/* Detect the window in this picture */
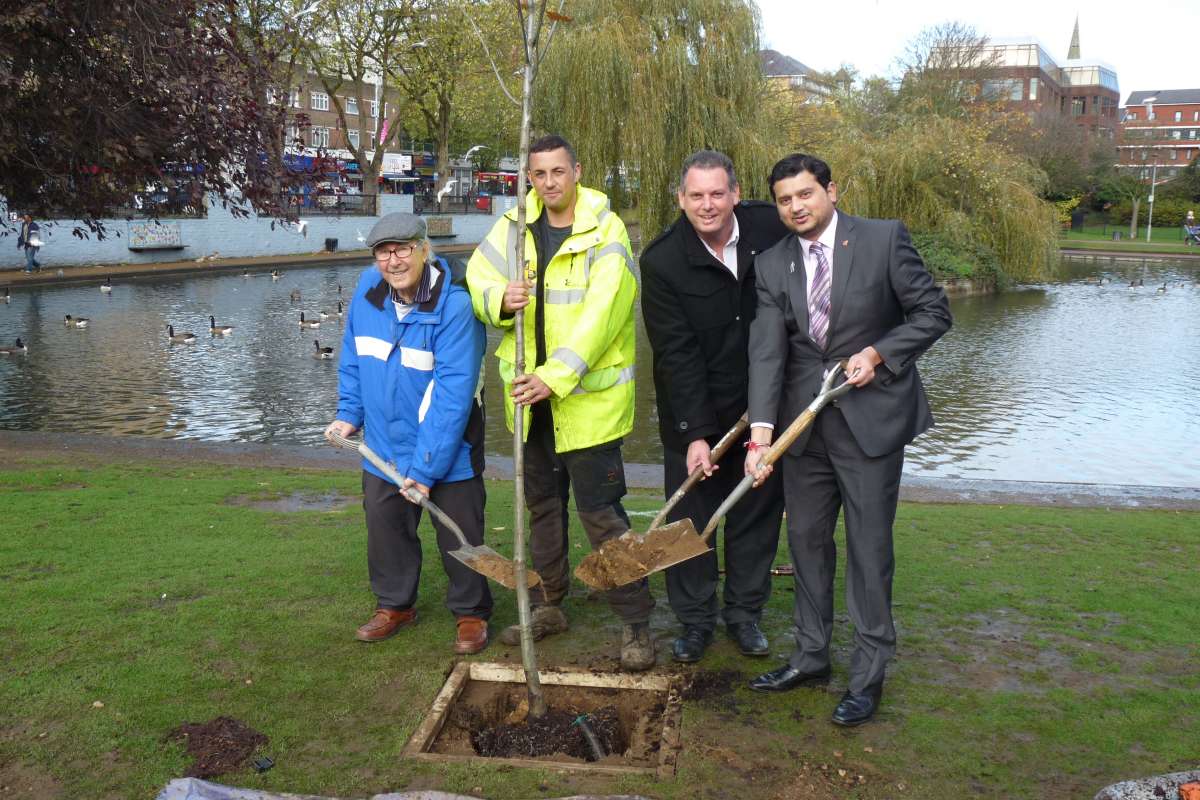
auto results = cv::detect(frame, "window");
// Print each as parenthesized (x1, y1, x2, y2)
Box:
(1175, 111, 1183, 122)
(311, 92, 329, 111)
(1189, 129, 1198, 140)
(1127, 111, 1137, 120)
(1194, 111, 1199, 121)
(1148, 111, 1156, 120)
(344, 97, 358, 115)
(1071, 97, 1086, 116)
(310, 126, 330, 148)
(287, 124, 302, 145)
(1029, 77, 1038, 101)
(1140, 150, 1148, 160)
(1169, 149, 1177, 160)
(1172, 130, 1182, 140)
(1169, 168, 1179, 177)
(367, 99, 379, 119)
(347, 129, 360, 148)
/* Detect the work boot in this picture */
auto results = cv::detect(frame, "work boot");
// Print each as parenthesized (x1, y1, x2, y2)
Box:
(498, 605, 568, 646)
(355, 608, 417, 642)
(620, 622, 655, 672)
(454, 616, 489, 655)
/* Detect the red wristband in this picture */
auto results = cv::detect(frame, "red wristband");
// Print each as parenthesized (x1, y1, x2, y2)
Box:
(744, 441, 768, 451)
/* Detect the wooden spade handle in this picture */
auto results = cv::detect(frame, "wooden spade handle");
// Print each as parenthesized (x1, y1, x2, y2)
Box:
(759, 408, 817, 470)
(648, 413, 749, 530)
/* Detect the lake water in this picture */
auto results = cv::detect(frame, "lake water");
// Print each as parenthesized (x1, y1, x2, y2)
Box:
(1, 254, 1197, 487)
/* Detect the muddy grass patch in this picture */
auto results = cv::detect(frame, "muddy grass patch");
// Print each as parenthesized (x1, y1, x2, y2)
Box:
(405, 662, 682, 777)
(225, 490, 357, 512)
(167, 716, 268, 778)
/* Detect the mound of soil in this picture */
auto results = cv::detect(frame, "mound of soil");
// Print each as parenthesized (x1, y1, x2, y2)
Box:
(167, 716, 267, 778)
(681, 669, 743, 701)
(471, 706, 624, 761)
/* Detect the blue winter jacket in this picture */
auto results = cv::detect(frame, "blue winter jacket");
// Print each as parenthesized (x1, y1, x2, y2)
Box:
(335, 256, 486, 487)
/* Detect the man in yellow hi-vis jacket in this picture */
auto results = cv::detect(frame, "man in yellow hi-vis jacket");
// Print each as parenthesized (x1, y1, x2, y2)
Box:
(467, 134, 655, 671)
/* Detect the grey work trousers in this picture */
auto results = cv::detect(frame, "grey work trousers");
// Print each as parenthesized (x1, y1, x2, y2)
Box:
(363, 471, 493, 619)
(782, 406, 903, 694)
(523, 403, 654, 624)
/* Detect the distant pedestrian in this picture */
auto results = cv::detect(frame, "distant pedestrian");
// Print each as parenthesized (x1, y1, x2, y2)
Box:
(17, 215, 42, 273)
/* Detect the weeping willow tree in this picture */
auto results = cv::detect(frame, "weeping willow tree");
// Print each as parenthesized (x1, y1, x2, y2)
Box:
(534, 0, 777, 241)
(825, 112, 1058, 283)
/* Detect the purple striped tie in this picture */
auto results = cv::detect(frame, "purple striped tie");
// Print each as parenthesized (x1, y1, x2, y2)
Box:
(808, 241, 831, 349)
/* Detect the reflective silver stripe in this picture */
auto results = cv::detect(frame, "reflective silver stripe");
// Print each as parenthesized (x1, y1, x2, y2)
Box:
(571, 365, 635, 395)
(545, 288, 586, 304)
(484, 285, 501, 324)
(476, 237, 507, 276)
(508, 220, 523, 280)
(596, 208, 612, 226)
(550, 347, 589, 378)
(596, 241, 636, 278)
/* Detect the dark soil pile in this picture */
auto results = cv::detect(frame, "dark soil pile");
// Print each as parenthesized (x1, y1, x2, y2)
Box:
(681, 669, 743, 702)
(574, 523, 708, 589)
(471, 706, 624, 761)
(167, 716, 268, 778)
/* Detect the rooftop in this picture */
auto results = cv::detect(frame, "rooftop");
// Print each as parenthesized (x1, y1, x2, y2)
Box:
(759, 49, 815, 78)
(1126, 88, 1200, 106)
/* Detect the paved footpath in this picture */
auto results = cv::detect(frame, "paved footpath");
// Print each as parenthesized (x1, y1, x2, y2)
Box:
(1, 242, 479, 290)
(3, 431, 1197, 511)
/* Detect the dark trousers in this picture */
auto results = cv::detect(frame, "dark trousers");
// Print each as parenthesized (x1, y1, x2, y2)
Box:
(362, 471, 493, 619)
(662, 438, 784, 632)
(523, 404, 654, 624)
(782, 406, 903, 694)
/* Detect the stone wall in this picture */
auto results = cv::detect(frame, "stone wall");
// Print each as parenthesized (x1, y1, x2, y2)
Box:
(1, 193, 511, 270)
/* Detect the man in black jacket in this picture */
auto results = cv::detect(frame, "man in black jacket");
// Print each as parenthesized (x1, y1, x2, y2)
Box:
(640, 150, 788, 663)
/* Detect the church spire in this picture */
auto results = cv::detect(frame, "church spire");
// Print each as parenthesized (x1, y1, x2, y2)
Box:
(1067, 15, 1081, 59)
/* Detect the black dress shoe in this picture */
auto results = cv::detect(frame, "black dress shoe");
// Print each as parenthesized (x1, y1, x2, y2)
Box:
(831, 687, 883, 726)
(748, 664, 831, 692)
(727, 621, 769, 656)
(671, 626, 713, 663)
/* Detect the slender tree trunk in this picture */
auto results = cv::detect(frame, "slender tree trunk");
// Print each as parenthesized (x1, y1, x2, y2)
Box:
(1129, 196, 1139, 240)
(512, 0, 546, 720)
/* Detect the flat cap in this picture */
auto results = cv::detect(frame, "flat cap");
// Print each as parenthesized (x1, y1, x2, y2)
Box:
(366, 212, 426, 248)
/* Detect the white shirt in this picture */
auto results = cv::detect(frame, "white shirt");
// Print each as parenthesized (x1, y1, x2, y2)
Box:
(697, 215, 740, 278)
(798, 210, 839, 298)
(751, 211, 839, 432)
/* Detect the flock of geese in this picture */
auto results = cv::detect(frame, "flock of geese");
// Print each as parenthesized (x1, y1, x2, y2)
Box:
(0, 273, 347, 358)
(1088, 277, 1199, 291)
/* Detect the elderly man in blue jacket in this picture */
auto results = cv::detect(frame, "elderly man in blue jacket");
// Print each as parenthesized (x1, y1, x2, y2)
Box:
(325, 212, 492, 654)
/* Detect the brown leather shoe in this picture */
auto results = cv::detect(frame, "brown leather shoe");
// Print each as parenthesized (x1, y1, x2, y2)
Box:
(355, 608, 417, 642)
(454, 616, 489, 655)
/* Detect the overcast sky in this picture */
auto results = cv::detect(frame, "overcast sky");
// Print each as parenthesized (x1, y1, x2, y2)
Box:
(756, 0, 1199, 103)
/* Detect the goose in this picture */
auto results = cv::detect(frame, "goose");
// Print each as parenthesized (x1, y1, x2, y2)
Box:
(336, 300, 344, 317)
(313, 339, 334, 359)
(289, 288, 302, 301)
(167, 325, 196, 344)
(336, 284, 343, 296)
(1157, 283, 1168, 293)
(3, 287, 9, 304)
(317, 308, 330, 319)
(209, 316, 234, 335)
(271, 270, 282, 280)
(0, 338, 27, 355)
(299, 312, 320, 329)
(100, 277, 112, 293)
(64, 314, 89, 328)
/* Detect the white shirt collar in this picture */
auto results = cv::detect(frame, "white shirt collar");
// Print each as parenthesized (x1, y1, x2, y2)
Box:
(799, 210, 839, 259)
(698, 214, 739, 258)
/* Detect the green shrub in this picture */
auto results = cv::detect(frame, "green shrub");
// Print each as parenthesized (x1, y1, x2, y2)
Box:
(1106, 197, 1196, 227)
(912, 231, 1003, 287)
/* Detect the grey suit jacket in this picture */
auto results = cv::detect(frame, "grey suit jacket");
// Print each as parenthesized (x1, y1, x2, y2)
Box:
(748, 213, 952, 458)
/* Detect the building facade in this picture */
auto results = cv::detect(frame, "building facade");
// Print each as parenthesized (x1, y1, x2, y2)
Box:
(946, 35, 1120, 141)
(1117, 89, 1200, 184)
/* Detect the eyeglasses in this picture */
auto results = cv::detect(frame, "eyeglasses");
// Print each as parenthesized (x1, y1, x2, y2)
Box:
(374, 242, 419, 262)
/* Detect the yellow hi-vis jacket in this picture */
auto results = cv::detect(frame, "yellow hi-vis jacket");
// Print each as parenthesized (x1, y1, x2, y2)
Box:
(467, 185, 637, 453)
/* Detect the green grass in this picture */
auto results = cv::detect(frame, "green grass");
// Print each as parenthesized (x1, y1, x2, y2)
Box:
(1060, 226, 1198, 255)
(1, 455, 1197, 799)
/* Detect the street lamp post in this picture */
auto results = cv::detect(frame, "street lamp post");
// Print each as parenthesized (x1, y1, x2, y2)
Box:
(1146, 152, 1160, 243)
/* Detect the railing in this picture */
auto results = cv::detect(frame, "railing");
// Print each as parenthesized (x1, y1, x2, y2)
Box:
(413, 194, 495, 215)
(280, 192, 377, 217)
(110, 191, 207, 219)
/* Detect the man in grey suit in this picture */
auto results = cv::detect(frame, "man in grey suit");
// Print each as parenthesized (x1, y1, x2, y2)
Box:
(743, 153, 951, 726)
